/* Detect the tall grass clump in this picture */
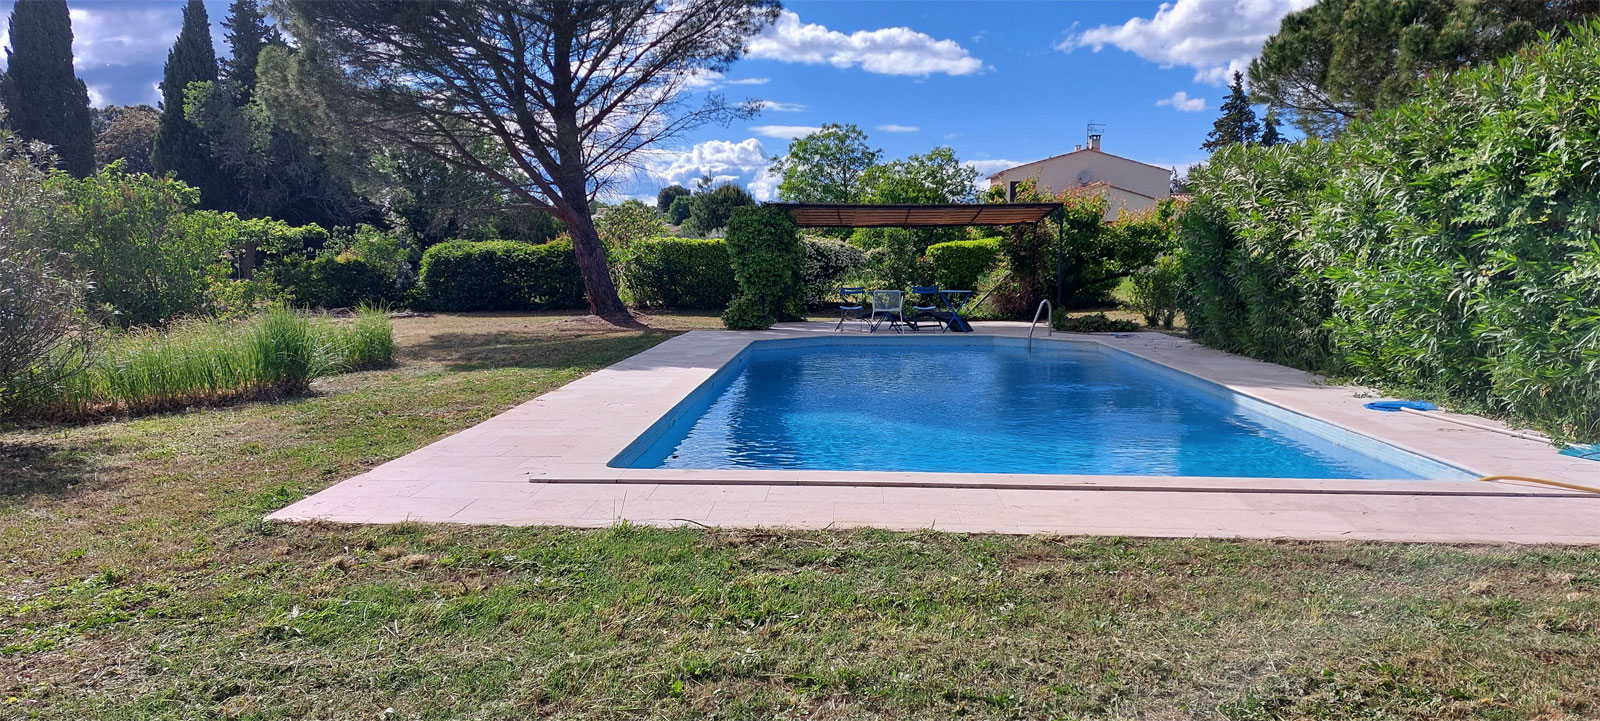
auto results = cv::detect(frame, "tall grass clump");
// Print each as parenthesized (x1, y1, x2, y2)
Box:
(15, 306, 395, 420)
(1179, 22, 1600, 442)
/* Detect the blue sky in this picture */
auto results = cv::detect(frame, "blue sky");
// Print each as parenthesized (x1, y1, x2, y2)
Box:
(2, 0, 1312, 199)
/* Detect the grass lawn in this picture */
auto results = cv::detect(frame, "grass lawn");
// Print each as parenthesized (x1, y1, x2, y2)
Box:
(2, 312, 1597, 720)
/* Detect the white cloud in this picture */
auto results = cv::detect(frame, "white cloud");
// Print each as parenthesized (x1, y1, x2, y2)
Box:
(724, 77, 770, 85)
(649, 138, 777, 199)
(876, 124, 919, 133)
(1156, 90, 1207, 112)
(750, 124, 820, 140)
(755, 100, 805, 112)
(964, 158, 1034, 189)
(1058, 0, 1313, 85)
(68, 6, 181, 69)
(85, 85, 108, 106)
(747, 10, 984, 77)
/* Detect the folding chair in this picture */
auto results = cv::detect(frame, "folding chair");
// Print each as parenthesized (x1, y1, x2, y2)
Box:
(906, 286, 947, 332)
(867, 290, 904, 333)
(835, 286, 868, 331)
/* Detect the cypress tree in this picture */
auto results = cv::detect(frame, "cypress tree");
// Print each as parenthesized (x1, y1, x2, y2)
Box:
(221, 0, 282, 102)
(152, 0, 224, 206)
(1201, 71, 1261, 152)
(0, 0, 95, 177)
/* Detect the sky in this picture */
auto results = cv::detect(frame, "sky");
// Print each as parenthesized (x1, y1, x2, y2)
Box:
(1, 0, 1314, 200)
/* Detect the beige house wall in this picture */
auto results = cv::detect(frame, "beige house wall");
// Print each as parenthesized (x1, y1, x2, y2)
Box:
(990, 147, 1172, 220)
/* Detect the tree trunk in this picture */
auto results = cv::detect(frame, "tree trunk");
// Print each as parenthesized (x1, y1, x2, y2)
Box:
(563, 210, 629, 319)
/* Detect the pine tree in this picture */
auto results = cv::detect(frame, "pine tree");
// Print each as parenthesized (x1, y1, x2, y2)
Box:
(0, 0, 95, 177)
(221, 0, 282, 102)
(1202, 71, 1260, 152)
(1260, 112, 1285, 146)
(152, 0, 225, 207)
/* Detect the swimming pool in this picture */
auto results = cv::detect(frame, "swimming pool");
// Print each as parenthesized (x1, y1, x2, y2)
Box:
(613, 337, 1473, 480)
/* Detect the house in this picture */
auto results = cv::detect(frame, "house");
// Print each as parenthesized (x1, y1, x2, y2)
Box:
(987, 132, 1173, 220)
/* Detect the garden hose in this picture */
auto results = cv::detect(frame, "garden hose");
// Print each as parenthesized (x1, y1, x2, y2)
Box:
(1477, 475, 1600, 495)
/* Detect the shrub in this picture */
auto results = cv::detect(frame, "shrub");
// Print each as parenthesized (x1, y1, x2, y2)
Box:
(722, 206, 804, 329)
(687, 183, 754, 235)
(21, 306, 394, 419)
(621, 238, 737, 310)
(799, 236, 868, 307)
(667, 194, 692, 225)
(1178, 22, 1600, 441)
(418, 239, 585, 311)
(1126, 252, 1183, 329)
(1051, 312, 1138, 333)
(925, 237, 999, 292)
(45, 165, 235, 327)
(0, 131, 92, 416)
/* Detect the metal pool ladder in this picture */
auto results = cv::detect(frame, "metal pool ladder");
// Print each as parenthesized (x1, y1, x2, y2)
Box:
(1027, 299, 1053, 350)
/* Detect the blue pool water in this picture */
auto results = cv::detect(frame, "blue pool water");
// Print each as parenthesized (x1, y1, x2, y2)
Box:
(618, 340, 1466, 479)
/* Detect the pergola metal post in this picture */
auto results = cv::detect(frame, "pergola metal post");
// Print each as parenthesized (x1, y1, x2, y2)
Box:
(1055, 207, 1065, 307)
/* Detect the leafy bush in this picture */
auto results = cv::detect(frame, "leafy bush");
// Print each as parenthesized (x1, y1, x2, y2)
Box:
(667, 194, 692, 225)
(1051, 312, 1138, 333)
(687, 183, 754, 235)
(621, 238, 737, 310)
(18, 306, 393, 419)
(0, 130, 92, 416)
(722, 206, 804, 329)
(418, 239, 585, 311)
(45, 165, 234, 327)
(799, 236, 868, 307)
(925, 237, 999, 292)
(1179, 23, 1600, 441)
(1126, 252, 1183, 329)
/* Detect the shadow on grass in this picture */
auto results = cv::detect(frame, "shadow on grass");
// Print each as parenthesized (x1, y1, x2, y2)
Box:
(0, 439, 95, 498)
(405, 329, 688, 372)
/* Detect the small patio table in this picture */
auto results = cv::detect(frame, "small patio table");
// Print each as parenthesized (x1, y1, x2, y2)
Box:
(939, 289, 973, 333)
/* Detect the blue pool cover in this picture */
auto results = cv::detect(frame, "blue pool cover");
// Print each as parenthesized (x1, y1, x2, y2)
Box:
(618, 341, 1465, 479)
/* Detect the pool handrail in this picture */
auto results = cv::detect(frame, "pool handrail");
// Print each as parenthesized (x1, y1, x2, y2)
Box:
(1028, 299, 1053, 350)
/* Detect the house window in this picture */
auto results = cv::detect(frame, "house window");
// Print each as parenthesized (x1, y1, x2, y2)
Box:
(1007, 180, 1021, 202)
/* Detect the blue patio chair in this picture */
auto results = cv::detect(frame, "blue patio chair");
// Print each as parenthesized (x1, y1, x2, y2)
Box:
(906, 286, 947, 332)
(867, 289, 904, 333)
(835, 286, 868, 331)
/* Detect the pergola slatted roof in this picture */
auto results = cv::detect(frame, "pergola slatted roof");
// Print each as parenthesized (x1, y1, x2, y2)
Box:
(767, 202, 1060, 228)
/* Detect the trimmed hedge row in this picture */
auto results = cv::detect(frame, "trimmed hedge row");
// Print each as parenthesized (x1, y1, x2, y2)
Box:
(1180, 22, 1600, 442)
(924, 237, 999, 292)
(621, 238, 738, 310)
(418, 239, 585, 311)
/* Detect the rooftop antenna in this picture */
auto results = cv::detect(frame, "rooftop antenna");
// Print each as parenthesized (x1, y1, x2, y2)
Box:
(1086, 121, 1106, 151)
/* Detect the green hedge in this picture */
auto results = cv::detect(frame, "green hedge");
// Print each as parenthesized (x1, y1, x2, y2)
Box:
(621, 238, 737, 310)
(924, 237, 999, 291)
(418, 239, 585, 311)
(1179, 22, 1600, 442)
(722, 206, 805, 329)
(800, 236, 867, 307)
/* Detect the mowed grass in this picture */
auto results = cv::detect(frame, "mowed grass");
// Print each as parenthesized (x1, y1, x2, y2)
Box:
(2, 312, 1598, 720)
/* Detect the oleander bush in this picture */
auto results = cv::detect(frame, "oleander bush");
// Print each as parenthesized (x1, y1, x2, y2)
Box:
(14, 306, 393, 420)
(1179, 22, 1600, 441)
(925, 237, 999, 292)
(620, 238, 737, 310)
(1127, 252, 1183, 329)
(722, 206, 805, 329)
(417, 239, 585, 312)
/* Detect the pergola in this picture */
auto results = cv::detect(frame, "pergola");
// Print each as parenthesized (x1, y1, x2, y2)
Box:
(766, 202, 1069, 305)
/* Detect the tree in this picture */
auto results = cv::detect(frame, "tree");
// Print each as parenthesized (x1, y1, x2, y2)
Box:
(1259, 113, 1285, 147)
(0, 0, 95, 178)
(1249, 0, 1600, 138)
(153, 0, 227, 208)
(686, 183, 754, 235)
(277, 0, 782, 321)
(595, 199, 666, 251)
(92, 105, 160, 174)
(771, 123, 881, 203)
(656, 184, 690, 213)
(667, 194, 692, 224)
(221, 0, 284, 102)
(1202, 71, 1259, 152)
(860, 146, 977, 205)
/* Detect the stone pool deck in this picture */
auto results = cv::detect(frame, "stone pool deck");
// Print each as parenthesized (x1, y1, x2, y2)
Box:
(269, 323, 1600, 544)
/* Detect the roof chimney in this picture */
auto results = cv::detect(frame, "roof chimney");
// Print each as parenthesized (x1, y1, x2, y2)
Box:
(1087, 121, 1105, 151)
(1087, 133, 1101, 151)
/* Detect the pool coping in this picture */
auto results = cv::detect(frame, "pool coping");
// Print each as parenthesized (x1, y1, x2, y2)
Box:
(275, 323, 1600, 503)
